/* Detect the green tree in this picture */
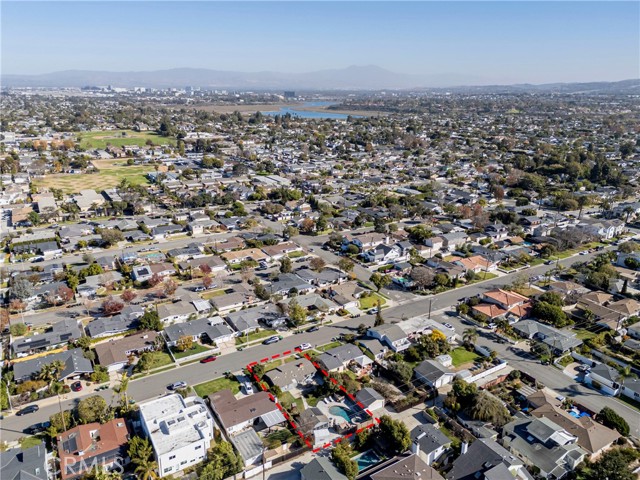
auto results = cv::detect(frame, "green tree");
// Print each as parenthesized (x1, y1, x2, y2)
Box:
(279, 257, 292, 274)
(288, 299, 307, 332)
(370, 272, 391, 292)
(337, 258, 354, 273)
(10, 276, 34, 300)
(374, 300, 384, 326)
(470, 390, 512, 427)
(100, 229, 124, 247)
(78, 395, 109, 424)
(581, 448, 640, 480)
(598, 407, 630, 436)
(378, 415, 411, 454)
(331, 439, 358, 480)
(138, 310, 162, 331)
(128, 436, 157, 480)
(27, 211, 41, 226)
(388, 360, 413, 384)
(462, 327, 478, 346)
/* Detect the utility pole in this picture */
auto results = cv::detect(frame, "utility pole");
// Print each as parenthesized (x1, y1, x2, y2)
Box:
(428, 299, 433, 319)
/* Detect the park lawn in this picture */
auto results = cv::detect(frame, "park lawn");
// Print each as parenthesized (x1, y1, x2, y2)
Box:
(33, 159, 155, 194)
(450, 347, 481, 367)
(236, 329, 278, 345)
(171, 343, 212, 359)
(287, 251, 306, 258)
(78, 129, 176, 149)
(316, 341, 343, 352)
(194, 376, 241, 397)
(359, 293, 387, 310)
(21, 436, 43, 450)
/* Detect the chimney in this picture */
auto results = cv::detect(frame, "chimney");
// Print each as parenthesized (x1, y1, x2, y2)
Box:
(461, 442, 468, 455)
(412, 439, 420, 455)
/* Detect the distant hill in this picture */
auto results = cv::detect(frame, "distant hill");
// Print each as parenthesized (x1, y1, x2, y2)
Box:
(2, 66, 638, 92)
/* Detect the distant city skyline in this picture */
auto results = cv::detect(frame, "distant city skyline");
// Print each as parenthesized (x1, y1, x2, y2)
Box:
(2, 1, 638, 84)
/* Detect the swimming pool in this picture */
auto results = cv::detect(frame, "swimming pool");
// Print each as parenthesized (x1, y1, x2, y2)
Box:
(355, 450, 382, 471)
(329, 405, 352, 423)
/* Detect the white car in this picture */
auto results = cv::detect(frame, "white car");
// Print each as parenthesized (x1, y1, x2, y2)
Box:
(487, 323, 497, 329)
(297, 343, 312, 351)
(244, 383, 254, 395)
(442, 323, 454, 330)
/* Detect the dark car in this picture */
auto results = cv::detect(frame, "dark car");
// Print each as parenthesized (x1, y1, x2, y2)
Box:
(16, 405, 40, 416)
(200, 355, 217, 363)
(306, 326, 320, 332)
(71, 381, 83, 392)
(168, 381, 187, 390)
(24, 421, 51, 435)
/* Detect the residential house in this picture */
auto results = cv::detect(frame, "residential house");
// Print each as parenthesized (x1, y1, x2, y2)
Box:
(296, 268, 347, 287)
(367, 324, 411, 352)
(501, 416, 586, 479)
(512, 320, 582, 355)
(317, 344, 373, 376)
(327, 283, 365, 310)
(12, 318, 82, 356)
(229, 428, 264, 467)
(358, 338, 388, 361)
(415, 360, 455, 388)
(446, 438, 532, 480)
(221, 248, 268, 265)
(620, 377, 640, 402)
(362, 244, 404, 264)
(163, 318, 234, 348)
(210, 291, 254, 313)
(264, 359, 316, 392)
(57, 419, 130, 480)
(208, 390, 285, 434)
(300, 457, 347, 480)
(94, 331, 158, 372)
(270, 273, 316, 297)
(452, 255, 498, 274)
(138, 394, 215, 478)
(472, 289, 532, 322)
(131, 262, 176, 282)
(356, 387, 385, 412)
(157, 300, 198, 324)
(0, 442, 48, 480)
(410, 424, 451, 466)
(298, 407, 331, 436)
(367, 454, 444, 480)
(585, 363, 622, 396)
(530, 402, 620, 459)
(260, 241, 302, 260)
(441, 232, 468, 251)
(13, 348, 93, 383)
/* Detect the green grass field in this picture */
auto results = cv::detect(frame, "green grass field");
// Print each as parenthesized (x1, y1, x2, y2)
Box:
(33, 159, 155, 194)
(359, 293, 387, 310)
(450, 347, 481, 367)
(78, 129, 176, 150)
(194, 376, 241, 397)
(172, 343, 212, 359)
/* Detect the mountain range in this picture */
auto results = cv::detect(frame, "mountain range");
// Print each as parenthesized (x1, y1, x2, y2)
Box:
(2, 65, 639, 92)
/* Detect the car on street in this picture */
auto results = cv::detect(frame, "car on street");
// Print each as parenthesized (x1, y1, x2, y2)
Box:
(200, 355, 217, 363)
(168, 381, 187, 390)
(297, 343, 312, 351)
(24, 421, 51, 435)
(16, 405, 40, 416)
(487, 323, 497, 330)
(307, 326, 320, 332)
(71, 381, 83, 392)
(545, 260, 555, 265)
(579, 250, 588, 255)
(263, 335, 281, 345)
(368, 307, 379, 314)
(442, 323, 454, 330)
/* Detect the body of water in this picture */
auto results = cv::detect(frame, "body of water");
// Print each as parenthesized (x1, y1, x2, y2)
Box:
(354, 450, 382, 471)
(263, 102, 360, 119)
(329, 405, 353, 423)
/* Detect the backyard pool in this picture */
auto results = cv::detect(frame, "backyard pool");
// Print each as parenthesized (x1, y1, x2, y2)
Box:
(329, 405, 352, 423)
(355, 450, 382, 471)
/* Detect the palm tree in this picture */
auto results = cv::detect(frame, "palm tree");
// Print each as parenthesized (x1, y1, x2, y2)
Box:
(134, 457, 158, 480)
(113, 373, 130, 414)
(83, 465, 122, 480)
(462, 327, 478, 346)
(50, 381, 67, 431)
(623, 206, 635, 224)
(577, 196, 589, 220)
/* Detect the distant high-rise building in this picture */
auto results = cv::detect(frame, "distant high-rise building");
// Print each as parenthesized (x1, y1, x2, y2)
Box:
(284, 91, 295, 99)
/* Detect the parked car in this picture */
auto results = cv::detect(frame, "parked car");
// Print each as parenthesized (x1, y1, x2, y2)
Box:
(16, 405, 40, 416)
(368, 307, 379, 314)
(24, 421, 51, 435)
(167, 381, 187, 390)
(545, 260, 555, 265)
(71, 381, 83, 392)
(263, 335, 281, 345)
(442, 323, 454, 330)
(297, 343, 312, 351)
(487, 323, 497, 330)
(200, 355, 217, 363)
(244, 383, 254, 395)
(306, 326, 320, 332)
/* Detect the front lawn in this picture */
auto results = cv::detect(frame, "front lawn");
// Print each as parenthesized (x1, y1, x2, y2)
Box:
(450, 347, 481, 367)
(202, 289, 226, 299)
(359, 293, 387, 310)
(194, 376, 241, 397)
(172, 343, 212, 359)
(288, 251, 306, 258)
(236, 329, 278, 345)
(21, 436, 43, 450)
(469, 272, 498, 283)
(139, 351, 173, 370)
(316, 341, 343, 352)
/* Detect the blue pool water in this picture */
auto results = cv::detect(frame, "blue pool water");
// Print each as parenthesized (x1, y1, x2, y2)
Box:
(329, 405, 352, 423)
(355, 450, 382, 471)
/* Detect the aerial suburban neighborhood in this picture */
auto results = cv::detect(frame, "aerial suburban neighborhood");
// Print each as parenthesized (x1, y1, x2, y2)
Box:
(1, 2, 640, 480)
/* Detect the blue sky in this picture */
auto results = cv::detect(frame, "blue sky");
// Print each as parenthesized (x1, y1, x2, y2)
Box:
(2, 1, 638, 83)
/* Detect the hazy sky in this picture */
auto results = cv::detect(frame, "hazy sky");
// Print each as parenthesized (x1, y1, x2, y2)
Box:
(2, 1, 639, 84)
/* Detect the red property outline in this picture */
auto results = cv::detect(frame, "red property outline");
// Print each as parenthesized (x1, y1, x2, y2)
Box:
(246, 347, 380, 453)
